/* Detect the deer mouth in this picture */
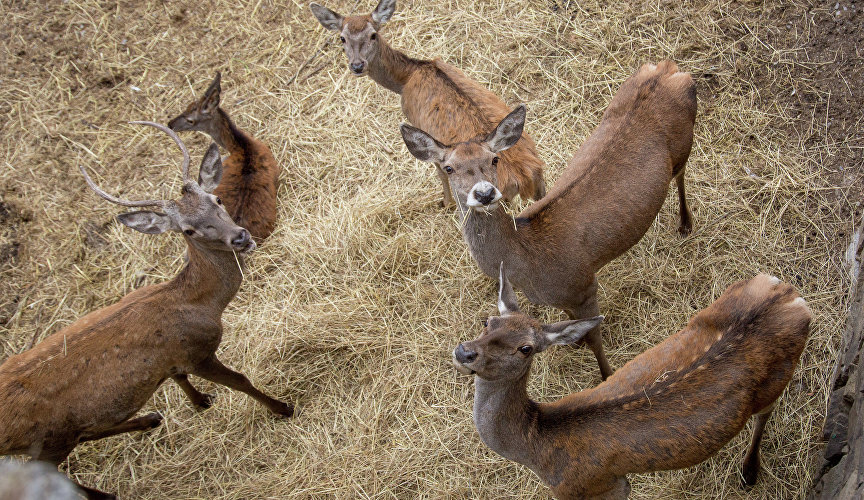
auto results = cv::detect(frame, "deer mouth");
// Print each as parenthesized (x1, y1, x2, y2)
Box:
(234, 239, 257, 254)
(466, 182, 502, 212)
(452, 352, 476, 376)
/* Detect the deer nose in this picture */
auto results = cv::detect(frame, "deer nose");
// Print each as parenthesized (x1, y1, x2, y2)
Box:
(350, 62, 365, 74)
(232, 229, 251, 247)
(474, 185, 496, 205)
(455, 343, 478, 364)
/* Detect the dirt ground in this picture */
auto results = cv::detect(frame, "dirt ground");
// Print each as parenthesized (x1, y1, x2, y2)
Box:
(1, 0, 861, 498)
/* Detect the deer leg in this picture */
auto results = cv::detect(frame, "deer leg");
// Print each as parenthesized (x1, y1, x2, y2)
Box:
(36, 447, 116, 499)
(742, 403, 775, 486)
(435, 166, 455, 208)
(78, 413, 163, 443)
(567, 289, 614, 381)
(675, 167, 693, 236)
(172, 373, 215, 409)
(192, 356, 294, 418)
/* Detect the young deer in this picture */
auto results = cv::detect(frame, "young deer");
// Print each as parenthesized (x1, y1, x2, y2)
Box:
(453, 265, 810, 499)
(0, 123, 292, 500)
(168, 72, 280, 242)
(309, 0, 545, 206)
(402, 61, 697, 380)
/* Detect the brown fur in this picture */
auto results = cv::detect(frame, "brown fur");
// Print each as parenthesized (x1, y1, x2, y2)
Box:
(312, 4, 545, 204)
(456, 274, 811, 499)
(406, 61, 697, 381)
(0, 146, 291, 499)
(168, 74, 280, 242)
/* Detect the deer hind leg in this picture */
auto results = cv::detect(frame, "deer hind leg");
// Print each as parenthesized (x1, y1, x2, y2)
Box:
(172, 373, 215, 409)
(192, 355, 294, 418)
(35, 446, 116, 499)
(567, 289, 614, 381)
(742, 402, 775, 486)
(674, 166, 693, 236)
(78, 413, 163, 443)
(435, 166, 455, 208)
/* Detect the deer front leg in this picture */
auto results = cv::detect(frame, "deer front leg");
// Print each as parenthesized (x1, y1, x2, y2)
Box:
(567, 282, 614, 381)
(192, 356, 294, 417)
(172, 373, 215, 409)
(79, 413, 163, 443)
(435, 165, 455, 208)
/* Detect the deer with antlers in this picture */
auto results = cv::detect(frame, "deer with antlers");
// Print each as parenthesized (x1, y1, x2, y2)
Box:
(453, 265, 810, 498)
(309, 0, 545, 207)
(168, 72, 281, 243)
(0, 123, 292, 499)
(402, 61, 697, 380)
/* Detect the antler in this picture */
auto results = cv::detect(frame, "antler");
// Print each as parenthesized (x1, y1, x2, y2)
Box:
(129, 120, 191, 180)
(79, 165, 166, 208)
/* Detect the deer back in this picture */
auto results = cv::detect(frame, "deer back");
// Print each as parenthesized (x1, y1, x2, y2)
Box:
(537, 274, 809, 489)
(518, 61, 696, 270)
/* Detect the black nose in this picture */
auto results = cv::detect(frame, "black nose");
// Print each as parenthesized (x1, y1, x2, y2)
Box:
(350, 62, 365, 73)
(232, 229, 250, 247)
(455, 343, 478, 364)
(474, 186, 495, 205)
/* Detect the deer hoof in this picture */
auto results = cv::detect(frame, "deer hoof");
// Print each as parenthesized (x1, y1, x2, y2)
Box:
(197, 393, 216, 410)
(273, 402, 295, 419)
(143, 412, 164, 430)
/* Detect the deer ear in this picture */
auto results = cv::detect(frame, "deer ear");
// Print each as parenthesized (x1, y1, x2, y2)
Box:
(116, 211, 177, 234)
(485, 105, 526, 153)
(197, 143, 223, 193)
(200, 73, 221, 115)
(497, 262, 519, 315)
(538, 316, 604, 351)
(310, 3, 344, 31)
(400, 123, 447, 164)
(371, 0, 396, 25)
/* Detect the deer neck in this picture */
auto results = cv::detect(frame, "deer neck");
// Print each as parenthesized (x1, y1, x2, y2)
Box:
(211, 109, 250, 156)
(367, 36, 423, 94)
(473, 371, 540, 468)
(459, 204, 533, 279)
(172, 239, 244, 313)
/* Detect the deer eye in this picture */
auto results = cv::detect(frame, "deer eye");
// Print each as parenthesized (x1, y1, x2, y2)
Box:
(444, 166, 453, 174)
(491, 156, 499, 166)
(370, 32, 377, 40)
(483, 319, 488, 327)
(184, 229, 195, 236)
(340, 36, 346, 43)
(215, 197, 222, 205)
(518, 345, 533, 355)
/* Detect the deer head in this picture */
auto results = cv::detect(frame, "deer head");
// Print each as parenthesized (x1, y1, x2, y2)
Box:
(310, 0, 396, 75)
(168, 73, 222, 137)
(81, 121, 254, 254)
(453, 263, 603, 380)
(401, 106, 526, 213)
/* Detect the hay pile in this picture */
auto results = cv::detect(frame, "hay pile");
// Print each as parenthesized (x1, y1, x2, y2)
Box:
(0, 0, 851, 497)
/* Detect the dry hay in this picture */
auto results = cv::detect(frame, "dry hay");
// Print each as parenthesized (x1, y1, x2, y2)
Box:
(0, 0, 853, 498)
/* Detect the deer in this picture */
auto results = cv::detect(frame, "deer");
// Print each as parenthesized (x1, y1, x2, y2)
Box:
(452, 264, 811, 499)
(168, 72, 281, 243)
(401, 61, 697, 380)
(0, 122, 293, 500)
(309, 0, 545, 207)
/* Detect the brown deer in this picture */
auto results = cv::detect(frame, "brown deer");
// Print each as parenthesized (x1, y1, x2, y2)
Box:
(453, 265, 810, 499)
(168, 72, 280, 243)
(402, 61, 696, 380)
(309, 0, 545, 207)
(0, 122, 292, 500)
